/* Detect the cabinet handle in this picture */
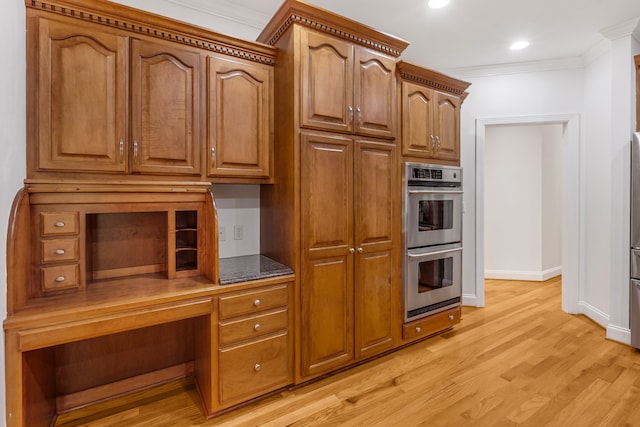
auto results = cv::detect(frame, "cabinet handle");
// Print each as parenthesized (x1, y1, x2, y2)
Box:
(349, 248, 355, 254)
(356, 106, 362, 127)
(254, 323, 261, 331)
(348, 106, 354, 124)
(435, 136, 441, 150)
(55, 276, 65, 283)
(415, 326, 421, 333)
(254, 363, 261, 372)
(119, 139, 124, 163)
(430, 135, 435, 151)
(133, 140, 139, 163)
(54, 222, 65, 228)
(449, 315, 455, 320)
(211, 147, 216, 163)
(54, 249, 65, 255)
(357, 247, 363, 253)
(254, 299, 261, 307)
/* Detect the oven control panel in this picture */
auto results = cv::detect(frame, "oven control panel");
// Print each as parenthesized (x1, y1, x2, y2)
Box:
(406, 163, 462, 187)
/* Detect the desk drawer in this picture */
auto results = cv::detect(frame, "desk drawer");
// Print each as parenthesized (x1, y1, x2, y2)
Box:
(40, 211, 79, 236)
(219, 308, 288, 346)
(219, 331, 290, 406)
(41, 264, 80, 292)
(218, 285, 288, 319)
(41, 238, 79, 263)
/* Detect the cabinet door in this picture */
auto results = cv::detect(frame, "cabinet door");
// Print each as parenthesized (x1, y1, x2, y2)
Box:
(130, 39, 202, 175)
(354, 140, 397, 358)
(300, 29, 354, 134)
(401, 81, 436, 159)
(36, 18, 127, 173)
(354, 48, 397, 139)
(434, 93, 461, 163)
(208, 55, 272, 179)
(300, 132, 354, 378)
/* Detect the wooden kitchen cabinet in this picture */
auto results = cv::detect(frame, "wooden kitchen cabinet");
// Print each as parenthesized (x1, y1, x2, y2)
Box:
(26, 0, 276, 182)
(397, 61, 470, 165)
(215, 283, 293, 409)
(32, 16, 202, 176)
(259, 0, 407, 383)
(207, 55, 273, 181)
(300, 29, 397, 139)
(299, 131, 398, 378)
(130, 39, 202, 175)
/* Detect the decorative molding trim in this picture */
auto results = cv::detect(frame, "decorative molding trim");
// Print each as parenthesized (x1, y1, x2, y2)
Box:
(599, 17, 640, 41)
(265, 14, 404, 57)
(445, 57, 584, 79)
(396, 60, 471, 97)
(27, 0, 276, 65)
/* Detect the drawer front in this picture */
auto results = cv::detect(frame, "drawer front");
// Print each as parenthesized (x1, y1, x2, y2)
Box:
(41, 238, 79, 263)
(403, 307, 461, 342)
(219, 332, 290, 406)
(218, 285, 288, 320)
(219, 308, 288, 346)
(41, 264, 80, 292)
(41, 211, 79, 236)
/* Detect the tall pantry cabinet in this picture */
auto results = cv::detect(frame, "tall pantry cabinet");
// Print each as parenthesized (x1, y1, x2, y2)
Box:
(258, 0, 409, 382)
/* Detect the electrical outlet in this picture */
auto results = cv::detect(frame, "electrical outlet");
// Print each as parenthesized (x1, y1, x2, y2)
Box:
(234, 224, 244, 240)
(219, 226, 226, 242)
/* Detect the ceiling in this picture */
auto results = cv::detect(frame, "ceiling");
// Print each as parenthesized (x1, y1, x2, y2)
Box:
(164, 0, 640, 72)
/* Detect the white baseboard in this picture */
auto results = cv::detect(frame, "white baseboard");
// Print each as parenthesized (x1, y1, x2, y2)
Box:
(485, 266, 562, 281)
(578, 300, 609, 328)
(606, 323, 631, 345)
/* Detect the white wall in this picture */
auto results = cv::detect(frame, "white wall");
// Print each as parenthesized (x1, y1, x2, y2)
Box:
(484, 124, 562, 281)
(1, 1, 26, 422)
(210, 185, 261, 258)
(458, 67, 584, 308)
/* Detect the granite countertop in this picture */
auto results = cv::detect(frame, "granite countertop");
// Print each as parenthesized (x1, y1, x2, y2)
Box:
(218, 254, 294, 285)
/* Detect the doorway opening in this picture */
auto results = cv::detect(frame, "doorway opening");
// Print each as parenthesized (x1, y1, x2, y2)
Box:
(475, 115, 581, 313)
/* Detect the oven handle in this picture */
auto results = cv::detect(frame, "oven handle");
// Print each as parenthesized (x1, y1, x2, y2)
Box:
(408, 189, 463, 195)
(407, 247, 463, 258)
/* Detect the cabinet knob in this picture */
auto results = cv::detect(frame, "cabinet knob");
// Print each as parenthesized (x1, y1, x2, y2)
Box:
(415, 326, 421, 333)
(254, 299, 261, 307)
(54, 222, 65, 228)
(254, 323, 261, 331)
(54, 249, 66, 255)
(254, 363, 261, 372)
(449, 315, 455, 320)
(349, 248, 355, 254)
(119, 139, 124, 163)
(348, 106, 354, 124)
(55, 276, 65, 283)
(357, 247, 363, 253)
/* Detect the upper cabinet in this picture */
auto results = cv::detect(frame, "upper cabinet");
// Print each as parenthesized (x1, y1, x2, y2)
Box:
(397, 61, 470, 165)
(26, 1, 276, 182)
(300, 30, 397, 139)
(207, 55, 273, 180)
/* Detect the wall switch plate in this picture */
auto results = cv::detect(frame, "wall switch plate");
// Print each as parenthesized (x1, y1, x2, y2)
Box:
(219, 226, 226, 242)
(234, 224, 244, 240)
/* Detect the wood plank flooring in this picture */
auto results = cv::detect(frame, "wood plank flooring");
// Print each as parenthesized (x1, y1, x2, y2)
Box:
(56, 277, 640, 426)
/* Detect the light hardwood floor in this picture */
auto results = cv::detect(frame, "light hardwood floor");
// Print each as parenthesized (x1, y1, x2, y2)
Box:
(56, 277, 640, 426)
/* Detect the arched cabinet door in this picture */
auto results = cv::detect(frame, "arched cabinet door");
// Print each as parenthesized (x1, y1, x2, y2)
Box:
(36, 17, 127, 173)
(130, 39, 203, 176)
(207, 55, 273, 180)
(434, 93, 461, 162)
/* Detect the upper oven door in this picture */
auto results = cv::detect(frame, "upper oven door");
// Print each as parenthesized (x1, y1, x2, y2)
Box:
(407, 188, 463, 249)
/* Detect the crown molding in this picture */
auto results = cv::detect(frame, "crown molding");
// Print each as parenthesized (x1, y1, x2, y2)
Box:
(442, 57, 584, 79)
(165, 0, 270, 30)
(599, 16, 640, 41)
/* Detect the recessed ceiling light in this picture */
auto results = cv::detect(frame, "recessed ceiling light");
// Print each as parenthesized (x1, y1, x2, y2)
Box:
(510, 40, 530, 51)
(428, 0, 450, 9)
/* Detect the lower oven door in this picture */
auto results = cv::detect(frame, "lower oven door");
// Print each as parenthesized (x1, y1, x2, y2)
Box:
(405, 244, 462, 321)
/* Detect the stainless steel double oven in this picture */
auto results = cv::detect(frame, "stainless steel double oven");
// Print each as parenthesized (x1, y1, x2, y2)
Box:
(403, 162, 463, 321)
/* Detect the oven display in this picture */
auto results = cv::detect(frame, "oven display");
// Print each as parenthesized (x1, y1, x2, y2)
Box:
(412, 168, 442, 180)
